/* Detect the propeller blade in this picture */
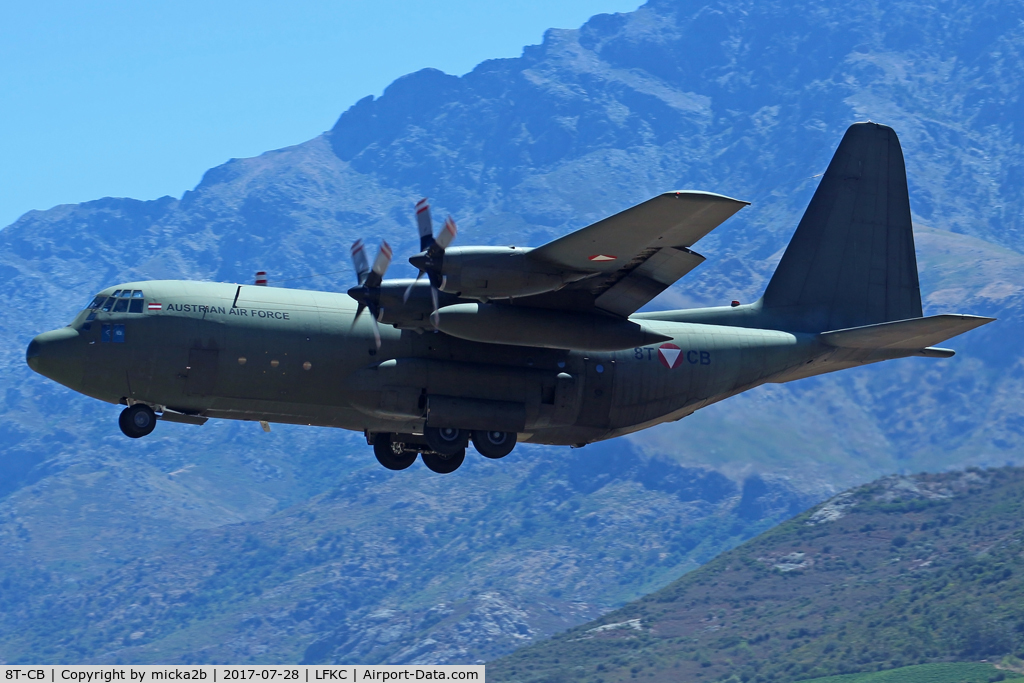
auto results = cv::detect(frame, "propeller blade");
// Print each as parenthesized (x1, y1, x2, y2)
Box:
(351, 239, 370, 285)
(436, 216, 458, 250)
(371, 240, 392, 276)
(351, 302, 367, 329)
(415, 198, 434, 251)
(370, 316, 382, 349)
(430, 285, 440, 328)
(365, 240, 392, 288)
(403, 270, 423, 303)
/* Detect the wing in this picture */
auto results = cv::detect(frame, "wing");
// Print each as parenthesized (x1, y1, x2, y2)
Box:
(523, 191, 748, 315)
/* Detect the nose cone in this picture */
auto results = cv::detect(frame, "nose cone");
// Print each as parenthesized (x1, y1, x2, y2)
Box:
(27, 327, 82, 384)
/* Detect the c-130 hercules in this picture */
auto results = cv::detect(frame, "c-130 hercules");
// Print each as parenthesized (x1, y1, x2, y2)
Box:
(27, 123, 993, 473)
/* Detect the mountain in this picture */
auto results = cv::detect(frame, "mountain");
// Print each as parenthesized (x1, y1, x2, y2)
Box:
(0, 441, 812, 664)
(1, 0, 1023, 665)
(488, 466, 1024, 683)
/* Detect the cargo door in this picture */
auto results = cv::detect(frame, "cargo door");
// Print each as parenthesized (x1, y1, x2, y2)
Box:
(576, 356, 616, 428)
(185, 348, 219, 396)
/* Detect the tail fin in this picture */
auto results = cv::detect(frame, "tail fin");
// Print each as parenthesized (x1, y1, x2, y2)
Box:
(763, 122, 923, 332)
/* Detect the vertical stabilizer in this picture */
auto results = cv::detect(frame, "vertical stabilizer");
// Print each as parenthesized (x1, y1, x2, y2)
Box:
(762, 123, 923, 332)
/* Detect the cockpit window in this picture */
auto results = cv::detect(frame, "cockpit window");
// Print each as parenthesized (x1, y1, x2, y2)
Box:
(89, 290, 147, 315)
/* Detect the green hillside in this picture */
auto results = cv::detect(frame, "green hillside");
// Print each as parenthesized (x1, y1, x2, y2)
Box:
(489, 467, 1024, 683)
(803, 662, 1023, 682)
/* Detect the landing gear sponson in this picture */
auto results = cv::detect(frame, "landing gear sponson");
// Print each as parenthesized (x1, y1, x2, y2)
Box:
(369, 429, 517, 474)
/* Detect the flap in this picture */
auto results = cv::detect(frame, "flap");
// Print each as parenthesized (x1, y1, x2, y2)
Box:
(595, 247, 705, 316)
(529, 191, 748, 274)
(820, 314, 995, 349)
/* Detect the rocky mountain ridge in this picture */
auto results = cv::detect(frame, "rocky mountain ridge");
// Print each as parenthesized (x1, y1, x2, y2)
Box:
(1, 0, 1022, 664)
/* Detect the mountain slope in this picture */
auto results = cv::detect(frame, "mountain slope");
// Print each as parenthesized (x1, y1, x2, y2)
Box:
(1, 0, 1023, 665)
(0, 442, 812, 664)
(489, 467, 1024, 682)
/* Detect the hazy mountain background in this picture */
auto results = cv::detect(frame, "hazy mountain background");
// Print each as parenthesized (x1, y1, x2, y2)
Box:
(1, 0, 1022, 664)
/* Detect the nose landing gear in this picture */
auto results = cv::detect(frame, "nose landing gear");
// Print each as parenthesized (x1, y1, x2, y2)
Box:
(119, 404, 156, 439)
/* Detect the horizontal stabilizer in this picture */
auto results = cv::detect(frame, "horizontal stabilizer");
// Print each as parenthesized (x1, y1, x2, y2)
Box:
(820, 314, 995, 350)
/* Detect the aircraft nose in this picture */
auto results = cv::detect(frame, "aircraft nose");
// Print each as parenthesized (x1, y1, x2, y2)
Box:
(26, 327, 81, 378)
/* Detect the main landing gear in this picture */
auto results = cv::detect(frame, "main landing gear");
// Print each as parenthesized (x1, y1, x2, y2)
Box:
(370, 428, 518, 474)
(119, 404, 156, 438)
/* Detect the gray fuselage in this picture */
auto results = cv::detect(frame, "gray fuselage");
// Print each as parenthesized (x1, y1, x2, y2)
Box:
(28, 280, 825, 445)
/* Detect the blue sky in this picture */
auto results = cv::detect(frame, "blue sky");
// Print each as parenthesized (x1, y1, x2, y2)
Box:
(0, 0, 641, 228)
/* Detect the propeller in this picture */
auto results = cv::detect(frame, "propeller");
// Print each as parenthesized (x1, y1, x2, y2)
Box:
(404, 198, 458, 326)
(348, 239, 392, 348)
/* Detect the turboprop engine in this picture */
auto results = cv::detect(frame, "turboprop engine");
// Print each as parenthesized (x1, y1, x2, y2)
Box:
(410, 246, 592, 300)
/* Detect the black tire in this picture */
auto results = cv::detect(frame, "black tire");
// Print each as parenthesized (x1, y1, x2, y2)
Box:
(421, 449, 466, 474)
(471, 430, 517, 459)
(372, 433, 417, 471)
(119, 404, 156, 439)
(424, 426, 467, 456)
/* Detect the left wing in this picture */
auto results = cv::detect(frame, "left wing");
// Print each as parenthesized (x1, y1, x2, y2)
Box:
(523, 191, 748, 315)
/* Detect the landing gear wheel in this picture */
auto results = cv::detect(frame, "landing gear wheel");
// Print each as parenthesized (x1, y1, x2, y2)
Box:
(424, 426, 467, 456)
(373, 434, 417, 471)
(421, 449, 466, 474)
(119, 404, 156, 439)
(471, 430, 517, 459)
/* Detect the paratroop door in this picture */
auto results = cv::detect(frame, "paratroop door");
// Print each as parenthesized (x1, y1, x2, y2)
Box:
(185, 348, 219, 396)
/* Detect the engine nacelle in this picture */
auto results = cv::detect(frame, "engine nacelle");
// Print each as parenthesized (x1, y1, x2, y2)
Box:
(430, 246, 590, 300)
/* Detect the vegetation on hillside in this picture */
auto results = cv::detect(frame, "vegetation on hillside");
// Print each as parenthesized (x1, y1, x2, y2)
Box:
(0, 443, 809, 664)
(802, 662, 1023, 682)
(490, 467, 1024, 683)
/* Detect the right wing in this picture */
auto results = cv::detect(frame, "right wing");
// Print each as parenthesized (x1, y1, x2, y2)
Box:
(525, 191, 748, 316)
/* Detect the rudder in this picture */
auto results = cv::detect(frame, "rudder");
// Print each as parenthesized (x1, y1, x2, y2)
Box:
(762, 122, 923, 332)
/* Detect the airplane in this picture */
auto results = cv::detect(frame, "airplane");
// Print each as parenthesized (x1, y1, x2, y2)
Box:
(26, 123, 994, 474)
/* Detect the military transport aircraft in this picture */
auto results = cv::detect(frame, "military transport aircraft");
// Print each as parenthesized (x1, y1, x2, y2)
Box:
(26, 123, 994, 473)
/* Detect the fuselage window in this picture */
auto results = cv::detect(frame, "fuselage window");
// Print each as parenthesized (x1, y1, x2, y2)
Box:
(101, 297, 116, 312)
(119, 290, 132, 298)
(131, 290, 144, 298)
(129, 299, 144, 313)
(112, 298, 130, 313)
(87, 296, 106, 310)
(113, 324, 126, 342)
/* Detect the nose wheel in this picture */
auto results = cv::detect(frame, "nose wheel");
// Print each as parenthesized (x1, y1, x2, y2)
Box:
(119, 404, 156, 439)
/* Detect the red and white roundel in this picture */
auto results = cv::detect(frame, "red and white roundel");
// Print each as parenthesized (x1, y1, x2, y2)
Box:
(658, 343, 683, 369)
(588, 254, 617, 262)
